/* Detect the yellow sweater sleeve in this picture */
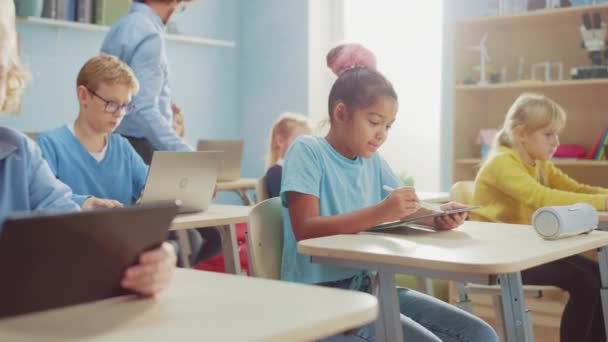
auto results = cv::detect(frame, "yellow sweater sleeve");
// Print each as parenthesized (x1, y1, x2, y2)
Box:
(545, 162, 608, 195)
(486, 155, 607, 211)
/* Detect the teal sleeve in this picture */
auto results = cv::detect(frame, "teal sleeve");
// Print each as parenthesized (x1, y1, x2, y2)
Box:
(280, 138, 321, 207)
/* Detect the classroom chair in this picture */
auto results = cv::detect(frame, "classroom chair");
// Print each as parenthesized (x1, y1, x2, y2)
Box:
(450, 181, 565, 341)
(255, 175, 270, 203)
(24, 131, 39, 140)
(246, 197, 283, 279)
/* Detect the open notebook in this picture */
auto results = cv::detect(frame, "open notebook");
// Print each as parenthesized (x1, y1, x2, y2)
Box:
(368, 206, 482, 233)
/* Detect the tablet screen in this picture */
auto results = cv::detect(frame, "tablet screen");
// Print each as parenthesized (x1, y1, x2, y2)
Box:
(370, 206, 482, 231)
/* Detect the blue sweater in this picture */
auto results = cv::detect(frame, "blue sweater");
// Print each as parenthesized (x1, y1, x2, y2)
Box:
(37, 127, 148, 206)
(0, 127, 78, 228)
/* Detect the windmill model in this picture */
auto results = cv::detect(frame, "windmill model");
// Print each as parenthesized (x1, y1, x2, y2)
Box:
(469, 33, 490, 85)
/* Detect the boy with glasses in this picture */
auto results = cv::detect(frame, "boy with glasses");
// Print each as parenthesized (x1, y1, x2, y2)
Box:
(38, 54, 222, 267)
(37, 54, 147, 209)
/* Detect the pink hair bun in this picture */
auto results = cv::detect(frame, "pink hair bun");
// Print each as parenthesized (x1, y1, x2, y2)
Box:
(326, 43, 377, 76)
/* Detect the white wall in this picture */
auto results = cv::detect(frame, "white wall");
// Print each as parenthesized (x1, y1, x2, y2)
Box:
(307, 0, 343, 130)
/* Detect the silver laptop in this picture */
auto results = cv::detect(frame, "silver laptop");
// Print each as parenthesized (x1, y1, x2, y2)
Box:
(140, 151, 222, 214)
(197, 139, 244, 181)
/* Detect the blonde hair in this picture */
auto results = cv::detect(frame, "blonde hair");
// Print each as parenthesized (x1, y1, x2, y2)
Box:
(491, 93, 566, 185)
(493, 93, 566, 150)
(266, 112, 311, 167)
(77, 54, 139, 94)
(0, 0, 30, 113)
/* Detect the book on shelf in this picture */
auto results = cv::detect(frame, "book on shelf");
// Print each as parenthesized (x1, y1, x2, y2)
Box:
(42, 0, 58, 19)
(588, 128, 608, 160)
(56, 0, 77, 21)
(76, 0, 95, 24)
(96, 0, 132, 26)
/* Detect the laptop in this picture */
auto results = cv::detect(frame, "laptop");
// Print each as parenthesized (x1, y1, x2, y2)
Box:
(0, 202, 178, 318)
(197, 140, 244, 181)
(140, 151, 222, 213)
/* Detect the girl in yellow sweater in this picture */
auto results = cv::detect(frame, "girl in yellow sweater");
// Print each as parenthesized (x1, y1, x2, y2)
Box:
(471, 92, 608, 342)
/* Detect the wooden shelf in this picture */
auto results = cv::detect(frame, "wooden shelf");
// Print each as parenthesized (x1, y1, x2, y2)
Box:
(455, 79, 608, 91)
(455, 158, 608, 167)
(452, 3, 608, 187)
(17, 16, 236, 48)
(457, 3, 608, 27)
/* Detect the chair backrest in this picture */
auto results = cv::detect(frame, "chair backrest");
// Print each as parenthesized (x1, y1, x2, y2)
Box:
(449, 181, 475, 205)
(24, 132, 39, 140)
(255, 175, 270, 203)
(246, 197, 283, 279)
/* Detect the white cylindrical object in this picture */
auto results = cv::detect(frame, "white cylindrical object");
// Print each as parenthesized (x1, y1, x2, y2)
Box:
(532, 203, 598, 240)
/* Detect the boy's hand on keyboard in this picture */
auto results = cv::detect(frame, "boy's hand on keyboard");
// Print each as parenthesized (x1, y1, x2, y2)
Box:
(379, 186, 421, 222)
(82, 197, 123, 209)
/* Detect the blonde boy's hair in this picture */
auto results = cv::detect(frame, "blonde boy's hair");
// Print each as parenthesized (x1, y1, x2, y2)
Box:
(0, 0, 30, 113)
(493, 92, 567, 150)
(266, 112, 311, 167)
(77, 54, 139, 94)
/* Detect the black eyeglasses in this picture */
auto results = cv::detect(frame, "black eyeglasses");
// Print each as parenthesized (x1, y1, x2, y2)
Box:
(87, 88, 132, 115)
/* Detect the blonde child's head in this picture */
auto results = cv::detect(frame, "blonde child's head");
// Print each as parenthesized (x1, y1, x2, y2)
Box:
(77, 54, 139, 95)
(494, 92, 566, 161)
(0, 0, 30, 113)
(76, 54, 139, 133)
(267, 112, 312, 167)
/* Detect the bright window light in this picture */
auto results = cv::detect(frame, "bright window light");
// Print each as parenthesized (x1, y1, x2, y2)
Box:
(344, 0, 444, 191)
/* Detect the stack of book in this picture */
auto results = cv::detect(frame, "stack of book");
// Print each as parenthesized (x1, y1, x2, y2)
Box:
(41, 0, 131, 26)
(587, 127, 608, 160)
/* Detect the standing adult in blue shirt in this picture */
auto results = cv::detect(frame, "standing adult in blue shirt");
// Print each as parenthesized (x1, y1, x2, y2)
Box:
(100, 0, 193, 164)
(0, 0, 176, 296)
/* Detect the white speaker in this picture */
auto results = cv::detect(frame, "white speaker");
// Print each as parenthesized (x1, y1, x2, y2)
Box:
(532, 203, 598, 240)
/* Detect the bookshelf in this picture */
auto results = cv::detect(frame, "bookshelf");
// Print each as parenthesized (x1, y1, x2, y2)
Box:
(17, 16, 237, 48)
(452, 3, 608, 187)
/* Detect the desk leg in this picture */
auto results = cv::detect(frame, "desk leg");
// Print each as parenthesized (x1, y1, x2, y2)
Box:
(219, 224, 242, 275)
(235, 190, 253, 205)
(598, 246, 608, 339)
(416, 276, 435, 297)
(454, 282, 473, 313)
(498, 272, 534, 342)
(375, 271, 404, 342)
(175, 230, 192, 268)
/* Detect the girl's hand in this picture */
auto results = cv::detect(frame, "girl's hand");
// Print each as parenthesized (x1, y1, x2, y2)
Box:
(82, 197, 123, 209)
(433, 202, 468, 230)
(121, 242, 177, 296)
(378, 186, 421, 222)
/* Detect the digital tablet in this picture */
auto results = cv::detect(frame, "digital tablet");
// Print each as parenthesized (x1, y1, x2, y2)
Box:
(0, 202, 178, 318)
(370, 206, 482, 232)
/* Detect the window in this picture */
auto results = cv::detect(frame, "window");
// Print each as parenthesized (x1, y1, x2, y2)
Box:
(343, 0, 444, 190)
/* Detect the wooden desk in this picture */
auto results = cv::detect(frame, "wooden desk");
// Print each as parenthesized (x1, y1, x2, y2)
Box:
(298, 221, 608, 342)
(418, 192, 450, 204)
(0, 269, 378, 341)
(217, 178, 257, 205)
(171, 205, 251, 273)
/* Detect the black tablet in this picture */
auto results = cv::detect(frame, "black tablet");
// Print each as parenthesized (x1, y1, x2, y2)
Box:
(0, 202, 177, 318)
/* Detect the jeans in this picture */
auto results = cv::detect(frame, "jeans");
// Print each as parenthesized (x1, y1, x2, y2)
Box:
(321, 278, 498, 342)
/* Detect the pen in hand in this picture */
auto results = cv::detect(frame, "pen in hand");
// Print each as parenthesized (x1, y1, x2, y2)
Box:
(382, 185, 443, 212)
